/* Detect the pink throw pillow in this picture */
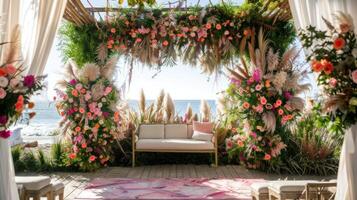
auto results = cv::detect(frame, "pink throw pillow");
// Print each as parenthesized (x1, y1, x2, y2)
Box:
(192, 121, 213, 134)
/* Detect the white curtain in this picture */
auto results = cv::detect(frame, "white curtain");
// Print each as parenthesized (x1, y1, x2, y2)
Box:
(20, 0, 67, 75)
(0, 1, 21, 199)
(289, 1, 357, 200)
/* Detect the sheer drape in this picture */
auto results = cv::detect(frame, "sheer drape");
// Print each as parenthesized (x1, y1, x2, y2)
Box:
(0, 0, 21, 199)
(289, 1, 357, 199)
(20, 0, 67, 75)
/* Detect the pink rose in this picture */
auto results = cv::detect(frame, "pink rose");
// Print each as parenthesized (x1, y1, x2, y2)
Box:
(104, 87, 112, 96)
(329, 78, 337, 87)
(75, 84, 83, 90)
(255, 84, 262, 91)
(0, 88, 6, 99)
(352, 70, 357, 84)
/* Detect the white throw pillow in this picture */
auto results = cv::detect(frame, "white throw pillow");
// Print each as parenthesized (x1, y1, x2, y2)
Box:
(192, 130, 213, 141)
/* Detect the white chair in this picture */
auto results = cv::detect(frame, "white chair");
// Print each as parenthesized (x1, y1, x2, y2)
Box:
(15, 176, 52, 200)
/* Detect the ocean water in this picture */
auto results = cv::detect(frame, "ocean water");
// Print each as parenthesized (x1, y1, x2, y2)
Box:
(15, 100, 216, 140)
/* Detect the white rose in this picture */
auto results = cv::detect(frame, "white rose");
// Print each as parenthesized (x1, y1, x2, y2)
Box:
(98, 103, 103, 108)
(101, 98, 107, 102)
(68, 98, 73, 103)
(0, 77, 9, 87)
(99, 120, 104, 125)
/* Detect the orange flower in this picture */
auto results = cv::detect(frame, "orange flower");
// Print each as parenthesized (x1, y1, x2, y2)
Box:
(75, 126, 81, 132)
(321, 60, 334, 75)
(0, 68, 7, 76)
(243, 102, 250, 109)
(114, 111, 120, 122)
(265, 80, 271, 88)
(81, 143, 87, 149)
(79, 108, 85, 114)
(69, 153, 76, 159)
(312, 60, 324, 72)
(71, 89, 79, 97)
(237, 140, 244, 147)
(162, 40, 169, 46)
(27, 102, 35, 109)
(243, 28, 251, 36)
(264, 154, 271, 160)
(333, 38, 345, 50)
(15, 95, 24, 112)
(94, 123, 100, 129)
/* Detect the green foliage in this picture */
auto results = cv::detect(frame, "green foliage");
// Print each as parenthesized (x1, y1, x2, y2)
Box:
(58, 23, 102, 67)
(22, 151, 40, 172)
(50, 142, 67, 170)
(283, 107, 341, 175)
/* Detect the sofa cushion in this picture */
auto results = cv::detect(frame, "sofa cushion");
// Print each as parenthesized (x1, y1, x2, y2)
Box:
(192, 130, 213, 141)
(165, 124, 188, 139)
(193, 121, 213, 133)
(15, 176, 51, 190)
(187, 124, 194, 138)
(136, 139, 214, 150)
(139, 124, 165, 139)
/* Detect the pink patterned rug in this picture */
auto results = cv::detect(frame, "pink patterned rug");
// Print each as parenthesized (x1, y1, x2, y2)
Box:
(75, 178, 265, 199)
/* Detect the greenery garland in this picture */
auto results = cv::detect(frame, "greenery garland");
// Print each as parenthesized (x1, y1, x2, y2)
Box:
(59, 2, 295, 72)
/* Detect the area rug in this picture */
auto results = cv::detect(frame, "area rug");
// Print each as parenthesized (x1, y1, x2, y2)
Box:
(75, 178, 265, 199)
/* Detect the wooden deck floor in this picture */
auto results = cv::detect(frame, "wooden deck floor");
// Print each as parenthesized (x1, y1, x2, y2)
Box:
(20, 165, 336, 200)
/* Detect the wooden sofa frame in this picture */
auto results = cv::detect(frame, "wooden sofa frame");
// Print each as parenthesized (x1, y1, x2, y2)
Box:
(132, 124, 218, 167)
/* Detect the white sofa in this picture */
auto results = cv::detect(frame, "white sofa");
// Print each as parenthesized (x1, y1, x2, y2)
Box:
(132, 124, 218, 167)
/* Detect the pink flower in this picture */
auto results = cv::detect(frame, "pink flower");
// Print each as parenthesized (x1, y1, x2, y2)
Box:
(226, 139, 233, 149)
(255, 84, 262, 91)
(264, 154, 271, 160)
(23, 75, 35, 88)
(69, 79, 77, 85)
(216, 24, 222, 30)
(104, 87, 112, 96)
(85, 93, 91, 101)
(274, 99, 282, 107)
(284, 91, 292, 100)
(89, 155, 96, 162)
(329, 78, 337, 87)
(247, 77, 254, 85)
(352, 70, 357, 84)
(69, 153, 76, 159)
(5, 65, 16, 75)
(75, 83, 82, 90)
(250, 132, 257, 138)
(260, 97, 267, 105)
(0, 130, 11, 139)
(252, 69, 261, 82)
(0, 88, 6, 99)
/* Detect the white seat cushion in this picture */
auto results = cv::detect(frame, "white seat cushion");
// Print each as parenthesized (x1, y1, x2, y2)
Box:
(250, 182, 270, 193)
(15, 176, 51, 190)
(187, 124, 194, 138)
(165, 124, 188, 139)
(139, 124, 165, 139)
(269, 180, 318, 193)
(136, 139, 214, 150)
(192, 130, 213, 141)
(51, 181, 65, 191)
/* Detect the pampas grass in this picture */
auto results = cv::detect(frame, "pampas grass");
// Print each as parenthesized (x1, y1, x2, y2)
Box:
(185, 103, 193, 123)
(200, 100, 211, 122)
(262, 111, 276, 133)
(80, 63, 100, 82)
(164, 93, 175, 123)
(139, 89, 146, 119)
(154, 89, 165, 123)
(100, 56, 118, 80)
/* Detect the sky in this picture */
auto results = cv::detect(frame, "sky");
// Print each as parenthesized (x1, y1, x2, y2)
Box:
(42, 0, 245, 101)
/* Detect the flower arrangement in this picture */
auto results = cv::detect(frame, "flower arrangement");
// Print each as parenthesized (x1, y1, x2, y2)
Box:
(56, 57, 126, 171)
(299, 13, 357, 127)
(224, 30, 309, 170)
(0, 27, 44, 139)
(60, 1, 295, 73)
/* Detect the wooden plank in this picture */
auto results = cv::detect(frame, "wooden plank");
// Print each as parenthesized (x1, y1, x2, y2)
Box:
(162, 165, 170, 178)
(205, 166, 218, 178)
(169, 165, 176, 178)
(215, 166, 226, 178)
(176, 165, 184, 178)
(221, 166, 235, 178)
(141, 166, 151, 178)
(127, 166, 144, 178)
(187, 165, 197, 178)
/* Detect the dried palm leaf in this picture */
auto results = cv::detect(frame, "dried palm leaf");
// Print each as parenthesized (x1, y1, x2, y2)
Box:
(97, 43, 108, 63)
(64, 59, 78, 80)
(287, 97, 305, 111)
(267, 48, 279, 72)
(278, 47, 298, 70)
(262, 111, 276, 133)
(100, 55, 118, 80)
(257, 28, 268, 72)
(323, 94, 349, 114)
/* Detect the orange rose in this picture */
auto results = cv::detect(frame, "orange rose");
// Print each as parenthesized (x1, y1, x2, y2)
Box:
(162, 40, 169, 46)
(69, 153, 76, 159)
(75, 126, 81, 132)
(15, 95, 24, 112)
(27, 102, 35, 109)
(264, 154, 271, 160)
(333, 38, 345, 50)
(322, 60, 334, 75)
(71, 89, 79, 97)
(312, 60, 324, 72)
(243, 102, 250, 109)
(0, 68, 7, 76)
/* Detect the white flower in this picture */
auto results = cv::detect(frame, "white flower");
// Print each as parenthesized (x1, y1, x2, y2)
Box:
(68, 98, 73, 103)
(0, 77, 9, 87)
(101, 98, 107, 102)
(99, 120, 104, 125)
(9, 78, 20, 88)
(98, 103, 103, 108)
